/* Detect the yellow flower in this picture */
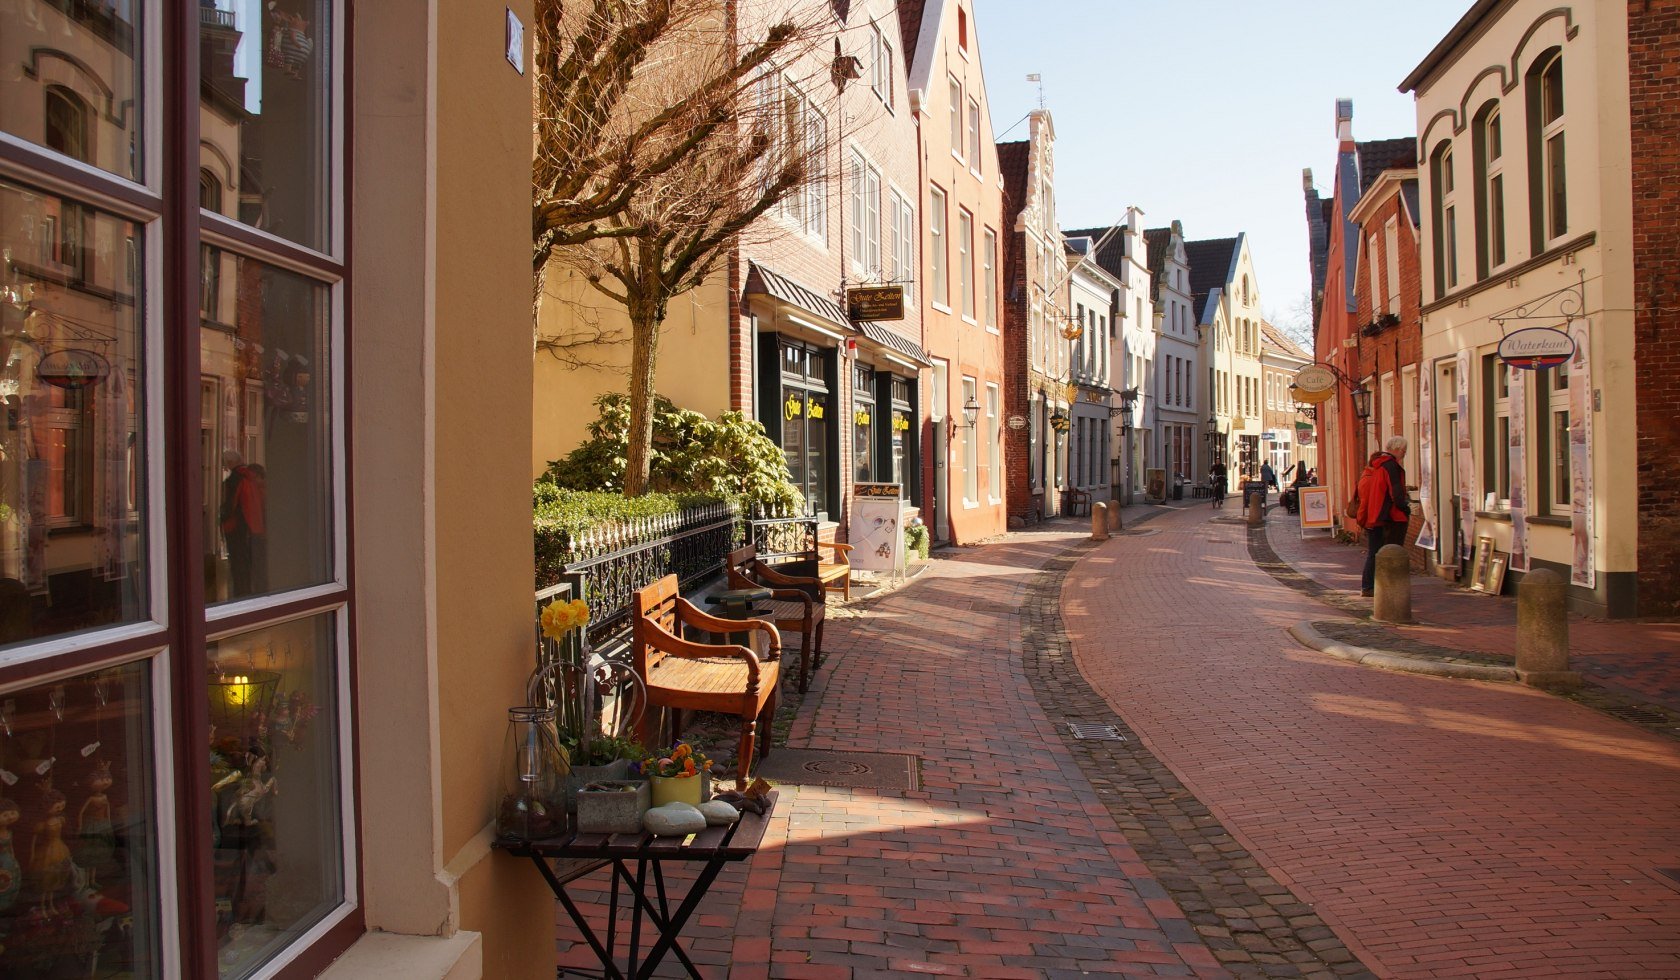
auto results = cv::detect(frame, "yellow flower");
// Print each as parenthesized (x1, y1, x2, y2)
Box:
(540, 599, 589, 639)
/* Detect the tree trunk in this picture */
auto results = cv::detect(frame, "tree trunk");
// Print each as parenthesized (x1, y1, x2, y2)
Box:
(624, 301, 663, 496)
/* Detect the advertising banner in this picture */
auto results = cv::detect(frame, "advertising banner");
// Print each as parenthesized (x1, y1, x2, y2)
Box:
(1508, 367, 1529, 571)
(1299, 486, 1334, 533)
(1568, 320, 1594, 588)
(1415, 365, 1436, 551)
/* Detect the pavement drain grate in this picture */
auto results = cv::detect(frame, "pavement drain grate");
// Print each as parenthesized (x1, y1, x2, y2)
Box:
(1067, 722, 1126, 741)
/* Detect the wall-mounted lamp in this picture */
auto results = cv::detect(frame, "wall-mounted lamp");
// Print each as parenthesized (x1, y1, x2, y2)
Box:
(1350, 384, 1373, 421)
(962, 396, 980, 429)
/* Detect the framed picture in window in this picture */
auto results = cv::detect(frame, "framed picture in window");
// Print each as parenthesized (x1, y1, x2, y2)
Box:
(1482, 552, 1510, 596)
(1468, 534, 1496, 592)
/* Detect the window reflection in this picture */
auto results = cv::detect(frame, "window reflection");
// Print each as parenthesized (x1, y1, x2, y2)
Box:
(199, 0, 333, 250)
(0, 1, 142, 181)
(0, 180, 147, 648)
(203, 258, 332, 604)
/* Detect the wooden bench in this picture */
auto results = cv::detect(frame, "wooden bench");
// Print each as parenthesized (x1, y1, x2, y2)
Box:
(814, 540, 853, 602)
(727, 544, 825, 694)
(631, 575, 781, 789)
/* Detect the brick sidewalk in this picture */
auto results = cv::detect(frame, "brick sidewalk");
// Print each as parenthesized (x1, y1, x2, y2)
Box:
(559, 513, 1217, 978)
(1064, 504, 1680, 979)
(1263, 507, 1680, 713)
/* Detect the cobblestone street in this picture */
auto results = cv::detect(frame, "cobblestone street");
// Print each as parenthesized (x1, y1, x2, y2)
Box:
(559, 501, 1680, 978)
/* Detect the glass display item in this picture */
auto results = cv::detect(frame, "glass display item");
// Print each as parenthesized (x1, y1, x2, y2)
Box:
(497, 706, 568, 842)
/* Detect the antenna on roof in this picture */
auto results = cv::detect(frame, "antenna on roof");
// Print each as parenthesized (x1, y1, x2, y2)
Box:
(1026, 73, 1044, 109)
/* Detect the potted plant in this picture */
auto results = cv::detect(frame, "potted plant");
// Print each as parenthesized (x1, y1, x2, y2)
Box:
(532, 594, 649, 813)
(636, 743, 711, 807)
(559, 735, 645, 812)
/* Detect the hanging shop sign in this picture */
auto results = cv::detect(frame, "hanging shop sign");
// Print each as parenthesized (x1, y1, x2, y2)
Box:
(37, 348, 110, 389)
(846, 285, 905, 322)
(1291, 364, 1337, 404)
(1497, 326, 1575, 370)
(854, 481, 903, 498)
(1006, 415, 1027, 430)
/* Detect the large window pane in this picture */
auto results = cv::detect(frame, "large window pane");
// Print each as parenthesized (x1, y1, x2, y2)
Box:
(199, 0, 333, 251)
(0, 660, 162, 975)
(203, 258, 333, 604)
(0, 1, 141, 180)
(208, 614, 343, 978)
(0, 181, 147, 647)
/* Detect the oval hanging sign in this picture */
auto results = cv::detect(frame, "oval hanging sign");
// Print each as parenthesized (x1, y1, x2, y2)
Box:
(37, 349, 110, 389)
(1498, 327, 1575, 370)
(1292, 364, 1337, 393)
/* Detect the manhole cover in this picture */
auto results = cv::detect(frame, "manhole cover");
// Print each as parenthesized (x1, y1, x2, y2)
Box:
(805, 759, 871, 775)
(1067, 723, 1126, 741)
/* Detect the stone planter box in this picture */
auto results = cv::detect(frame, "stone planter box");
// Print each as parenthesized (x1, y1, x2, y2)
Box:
(562, 758, 632, 813)
(575, 780, 649, 834)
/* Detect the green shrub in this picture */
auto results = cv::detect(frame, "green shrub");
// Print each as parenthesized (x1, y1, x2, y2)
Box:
(542, 393, 802, 513)
(533, 486, 732, 587)
(904, 522, 930, 560)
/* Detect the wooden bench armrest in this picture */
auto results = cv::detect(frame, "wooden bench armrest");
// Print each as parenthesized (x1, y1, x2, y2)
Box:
(642, 626, 766, 686)
(764, 587, 814, 613)
(674, 598, 783, 659)
(753, 562, 822, 593)
(818, 541, 853, 558)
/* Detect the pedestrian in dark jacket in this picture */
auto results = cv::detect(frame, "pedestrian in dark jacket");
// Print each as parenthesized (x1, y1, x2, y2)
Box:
(1356, 437, 1410, 596)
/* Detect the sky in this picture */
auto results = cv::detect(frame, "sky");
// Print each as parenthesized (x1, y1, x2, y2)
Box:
(969, 0, 1473, 338)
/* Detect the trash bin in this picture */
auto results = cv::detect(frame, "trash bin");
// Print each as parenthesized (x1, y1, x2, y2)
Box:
(1172, 480, 1184, 501)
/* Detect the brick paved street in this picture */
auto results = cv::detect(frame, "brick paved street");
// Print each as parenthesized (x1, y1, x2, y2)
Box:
(1262, 506, 1680, 713)
(1065, 503, 1680, 979)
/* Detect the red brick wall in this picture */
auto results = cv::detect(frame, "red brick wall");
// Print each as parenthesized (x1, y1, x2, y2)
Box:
(1351, 190, 1423, 451)
(1630, 0, 1680, 615)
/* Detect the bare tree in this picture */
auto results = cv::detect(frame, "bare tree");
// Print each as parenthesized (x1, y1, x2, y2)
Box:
(533, 0, 833, 495)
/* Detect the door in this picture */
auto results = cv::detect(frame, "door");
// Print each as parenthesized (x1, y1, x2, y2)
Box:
(933, 423, 950, 542)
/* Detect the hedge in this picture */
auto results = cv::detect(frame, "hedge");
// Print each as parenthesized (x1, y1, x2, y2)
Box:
(534, 485, 733, 588)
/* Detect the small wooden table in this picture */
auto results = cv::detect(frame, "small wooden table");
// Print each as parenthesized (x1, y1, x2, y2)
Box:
(496, 790, 778, 979)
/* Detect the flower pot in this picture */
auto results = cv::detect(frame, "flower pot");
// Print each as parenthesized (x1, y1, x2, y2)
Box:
(562, 758, 631, 813)
(648, 772, 708, 808)
(575, 780, 650, 835)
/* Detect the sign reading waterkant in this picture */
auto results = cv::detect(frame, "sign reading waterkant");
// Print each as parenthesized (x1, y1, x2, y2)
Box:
(846, 285, 906, 322)
(1497, 326, 1575, 370)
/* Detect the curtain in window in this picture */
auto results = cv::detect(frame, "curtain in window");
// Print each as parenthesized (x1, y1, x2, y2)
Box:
(1416, 367, 1436, 552)
(1568, 320, 1593, 587)
(1455, 349, 1475, 566)
(1508, 367, 1528, 571)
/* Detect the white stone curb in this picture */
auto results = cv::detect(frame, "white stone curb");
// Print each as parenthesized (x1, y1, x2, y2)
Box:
(1287, 622, 1518, 683)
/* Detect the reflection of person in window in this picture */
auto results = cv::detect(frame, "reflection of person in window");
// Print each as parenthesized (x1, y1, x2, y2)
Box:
(220, 451, 268, 597)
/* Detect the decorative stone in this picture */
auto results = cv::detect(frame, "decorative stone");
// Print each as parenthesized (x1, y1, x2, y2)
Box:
(698, 800, 740, 826)
(642, 802, 706, 837)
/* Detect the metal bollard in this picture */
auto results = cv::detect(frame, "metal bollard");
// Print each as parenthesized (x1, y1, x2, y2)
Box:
(1515, 568, 1581, 688)
(1107, 499, 1122, 532)
(1090, 502, 1109, 541)
(1372, 544, 1413, 623)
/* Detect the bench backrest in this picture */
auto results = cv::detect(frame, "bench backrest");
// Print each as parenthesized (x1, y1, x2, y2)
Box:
(728, 544, 821, 601)
(631, 574, 682, 678)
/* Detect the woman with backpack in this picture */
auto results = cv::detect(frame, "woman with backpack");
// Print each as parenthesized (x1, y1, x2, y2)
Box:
(1351, 436, 1410, 597)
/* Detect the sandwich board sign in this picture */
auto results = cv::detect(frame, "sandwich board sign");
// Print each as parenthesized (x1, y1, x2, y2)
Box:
(850, 483, 906, 578)
(1298, 486, 1334, 535)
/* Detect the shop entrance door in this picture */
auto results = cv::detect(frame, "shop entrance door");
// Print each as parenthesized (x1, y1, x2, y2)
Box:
(933, 425, 950, 542)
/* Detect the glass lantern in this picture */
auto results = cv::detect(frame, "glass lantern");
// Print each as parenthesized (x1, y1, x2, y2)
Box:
(496, 706, 569, 841)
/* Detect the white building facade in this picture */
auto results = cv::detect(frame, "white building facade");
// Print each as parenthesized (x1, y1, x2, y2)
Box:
(1148, 221, 1201, 494)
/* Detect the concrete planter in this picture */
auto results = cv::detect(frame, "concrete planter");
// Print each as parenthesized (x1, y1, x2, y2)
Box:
(562, 758, 632, 813)
(575, 780, 649, 835)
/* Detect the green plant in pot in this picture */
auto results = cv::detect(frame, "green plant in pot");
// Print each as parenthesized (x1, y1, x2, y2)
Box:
(533, 597, 649, 813)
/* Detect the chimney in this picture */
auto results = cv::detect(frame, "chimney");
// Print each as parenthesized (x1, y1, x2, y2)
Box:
(1335, 99, 1354, 142)
(1302, 167, 1315, 192)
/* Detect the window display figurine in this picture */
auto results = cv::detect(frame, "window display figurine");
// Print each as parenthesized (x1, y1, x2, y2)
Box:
(0, 797, 21, 913)
(28, 790, 72, 914)
(225, 755, 276, 828)
(74, 761, 115, 888)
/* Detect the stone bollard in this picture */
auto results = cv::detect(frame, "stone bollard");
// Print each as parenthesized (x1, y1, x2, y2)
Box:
(1372, 544, 1413, 623)
(1246, 493, 1263, 526)
(1090, 502, 1109, 541)
(1515, 568, 1581, 688)
(1107, 499, 1123, 532)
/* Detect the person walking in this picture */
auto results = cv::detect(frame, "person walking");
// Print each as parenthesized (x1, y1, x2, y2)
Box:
(1355, 436, 1410, 597)
(1209, 460, 1228, 508)
(1260, 460, 1277, 497)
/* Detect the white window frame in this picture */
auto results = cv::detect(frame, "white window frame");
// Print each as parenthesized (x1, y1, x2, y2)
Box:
(929, 185, 948, 310)
(948, 75, 963, 163)
(1547, 355, 1571, 516)
(869, 25, 893, 108)
(982, 227, 997, 330)
(957, 208, 975, 321)
(1483, 107, 1506, 269)
(967, 98, 982, 176)
(986, 383, 1001, 502)
(849, 148, 881, 279)
(1384, 217, 1400, 315)
(1538, 53, 1567, 246)
(961, 376, 978, 504)
(889, 186, 914, 303)
(1441, 146, 1459, 289)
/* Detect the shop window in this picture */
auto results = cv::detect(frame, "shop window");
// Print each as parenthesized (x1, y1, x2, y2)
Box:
(1029, 396, 1043, 490)
(852, 365, 875, 484)
(1538, 357, 1572, 515)
(780, 341, 832, 517)
(1527, 50, 1567, 249)
(929, 186, 947, 308)
(0, 662, 162, 971)
(961, 377, 977, 503)
(889, 377, 913, 493)
(1482, 354, 1511, 508)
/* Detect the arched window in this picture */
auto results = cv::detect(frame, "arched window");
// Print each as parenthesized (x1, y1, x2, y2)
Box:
(1471, 101, 1506, 277)
(44, 87, 90, 163)
(200, 169, 223, 214)
(1526, 50, 1566, 248)
(1429, 140, 1458, 296)
(1241, 275, 1250, 306)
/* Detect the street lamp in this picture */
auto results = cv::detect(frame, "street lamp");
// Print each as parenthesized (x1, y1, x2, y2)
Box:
(1350, 383, 1373, 421)
(962, 395, 980, 429)
(1118, 399, 1134, 431)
